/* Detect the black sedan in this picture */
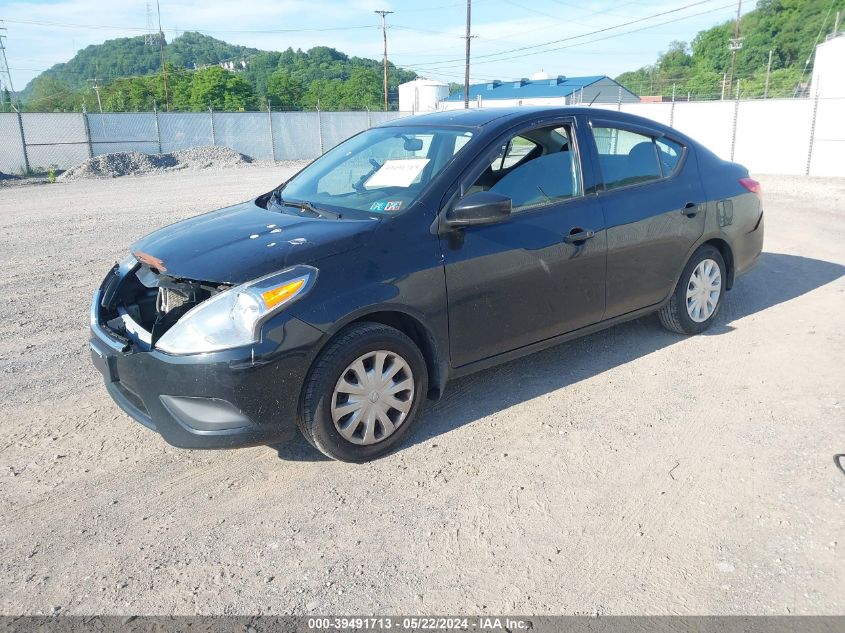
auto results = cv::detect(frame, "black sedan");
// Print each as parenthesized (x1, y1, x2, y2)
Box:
(90, 107, 764, 462)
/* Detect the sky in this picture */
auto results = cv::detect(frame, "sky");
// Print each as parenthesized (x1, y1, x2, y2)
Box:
(0, 0, 756, 91)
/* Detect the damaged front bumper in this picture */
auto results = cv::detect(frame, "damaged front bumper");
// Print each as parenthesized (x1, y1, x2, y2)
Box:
(89, 282, 324, 450)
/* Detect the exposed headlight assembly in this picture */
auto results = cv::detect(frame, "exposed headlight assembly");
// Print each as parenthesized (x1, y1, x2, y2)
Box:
(155, 265, 317, 355)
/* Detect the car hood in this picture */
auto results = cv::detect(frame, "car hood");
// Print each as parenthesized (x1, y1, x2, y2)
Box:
(131, 199, 378, 284)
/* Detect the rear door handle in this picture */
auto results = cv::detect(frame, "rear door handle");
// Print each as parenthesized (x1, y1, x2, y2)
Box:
(682, 202, 700, 217)
(563, 229, 596, 244)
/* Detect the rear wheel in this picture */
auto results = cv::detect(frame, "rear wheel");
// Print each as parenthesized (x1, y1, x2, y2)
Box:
(300, 322, 427, 462)
(658, 245, 726, 335)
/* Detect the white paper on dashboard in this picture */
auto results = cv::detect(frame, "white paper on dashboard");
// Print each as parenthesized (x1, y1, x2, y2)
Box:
(365, 158, 430, 188)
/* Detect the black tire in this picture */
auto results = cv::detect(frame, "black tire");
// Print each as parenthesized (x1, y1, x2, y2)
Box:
(300, 322, 428, 462)
(658, 244, 726, 335)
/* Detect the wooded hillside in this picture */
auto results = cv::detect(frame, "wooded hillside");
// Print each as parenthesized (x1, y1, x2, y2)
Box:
(16, 32, 416, 112)
(616, 0, 842, 99)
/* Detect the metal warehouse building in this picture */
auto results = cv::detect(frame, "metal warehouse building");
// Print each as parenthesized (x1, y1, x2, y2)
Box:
(438, 74, 639, 110)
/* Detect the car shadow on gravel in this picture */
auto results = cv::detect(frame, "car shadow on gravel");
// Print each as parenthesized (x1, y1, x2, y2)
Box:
(273, 252, 843, 460)
(273, 434, 332, 462)
(407, 252, 844, 450)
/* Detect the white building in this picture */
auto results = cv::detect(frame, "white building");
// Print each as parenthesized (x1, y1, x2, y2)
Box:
(811, 32, 845, 98)
(398, 79, 450, 113)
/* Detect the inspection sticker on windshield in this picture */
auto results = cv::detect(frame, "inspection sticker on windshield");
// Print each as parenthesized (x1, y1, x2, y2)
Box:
(365, 158, 430, 188)
(369, 200, 403, 212)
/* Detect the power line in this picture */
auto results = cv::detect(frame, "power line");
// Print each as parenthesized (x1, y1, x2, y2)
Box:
(408, 1, 735, 73)
(406, 0, 724, 68)
(797, 0, 841, 92)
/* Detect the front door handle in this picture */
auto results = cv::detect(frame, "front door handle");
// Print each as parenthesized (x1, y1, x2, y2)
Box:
(563, 229, 596, 244)
(681, 202, 700, 217)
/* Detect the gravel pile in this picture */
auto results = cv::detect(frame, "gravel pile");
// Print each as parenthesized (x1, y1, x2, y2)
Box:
(59, 146, 253, 181)
(171, 146, 254, 170)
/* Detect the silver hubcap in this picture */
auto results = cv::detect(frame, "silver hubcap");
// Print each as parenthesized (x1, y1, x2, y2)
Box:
(331, 350, 415, 445)
(686, 258, 722, 323)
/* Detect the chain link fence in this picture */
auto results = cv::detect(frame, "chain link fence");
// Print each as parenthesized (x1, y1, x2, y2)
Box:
(0, 109, 413, 175)
(2, 98, 844, 177)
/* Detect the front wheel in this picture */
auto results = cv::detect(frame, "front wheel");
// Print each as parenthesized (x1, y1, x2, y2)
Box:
(300, 322, 428, 462)
(658, 245, 726, 335)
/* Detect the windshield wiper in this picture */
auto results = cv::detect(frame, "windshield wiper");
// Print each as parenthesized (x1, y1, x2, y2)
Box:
(272, 192, 341, 219)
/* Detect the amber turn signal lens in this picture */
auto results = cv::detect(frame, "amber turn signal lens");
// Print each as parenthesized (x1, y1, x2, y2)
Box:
(260, 278, 305, 309)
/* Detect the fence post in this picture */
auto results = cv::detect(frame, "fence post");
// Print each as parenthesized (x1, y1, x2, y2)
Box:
(14, 105, 31, 175)
(316, 106, 324, 155)
(617, 86, 622, 111)
(806, 86, 820, 176)
(730, 81, 741, 161)
(670, 83, 676, 128)
(153, 102, 162, 154)
(81, 103, 93, 159)
(366, 106, 371, 128)
(267, 100, 276, 162)
(209, 107, 216, 146)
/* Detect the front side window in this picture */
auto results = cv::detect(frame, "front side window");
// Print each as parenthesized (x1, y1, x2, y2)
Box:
(593, 125, 684, 191)
(282, 126, 474, 215)
(465, 123, 582, 212)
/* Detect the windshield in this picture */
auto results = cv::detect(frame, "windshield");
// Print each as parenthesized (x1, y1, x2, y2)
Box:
(280, 125, 474, 215)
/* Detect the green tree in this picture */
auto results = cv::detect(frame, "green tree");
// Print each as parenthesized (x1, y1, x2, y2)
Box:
(20, 31, 418, 111)
(267, 70, 305, 108)
(302, 78, 343, 110)
(615, 0, 839, 99)
(223, 73, 256, 110)
(189, 66, 256, 111)
(25, 76, 82, 112)
(1, 87, 12, 112)
(338, 67, 382, 110)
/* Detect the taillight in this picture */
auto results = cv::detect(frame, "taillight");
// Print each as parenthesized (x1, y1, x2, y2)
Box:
(739, 177, 762, 201)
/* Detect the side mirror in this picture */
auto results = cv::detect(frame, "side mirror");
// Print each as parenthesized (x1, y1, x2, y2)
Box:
(445, 191, 512, 228)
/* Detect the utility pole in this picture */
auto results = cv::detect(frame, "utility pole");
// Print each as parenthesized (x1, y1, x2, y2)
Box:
(375, 10, 393, 112)
(156, 0, 170, 111)
(88, 79, 103, 113)
(463, 0, 473, 109)
(764, 49, 773, 99)
(726, 0, 744, 96)
(0, 22, 20, 109)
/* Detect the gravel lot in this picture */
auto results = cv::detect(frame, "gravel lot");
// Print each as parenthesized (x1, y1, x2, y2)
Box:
(0, 165, 843, 616)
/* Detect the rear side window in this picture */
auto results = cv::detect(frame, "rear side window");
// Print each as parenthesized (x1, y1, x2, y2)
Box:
(593, 127, 661, 190)
(592, 126, 686, 191)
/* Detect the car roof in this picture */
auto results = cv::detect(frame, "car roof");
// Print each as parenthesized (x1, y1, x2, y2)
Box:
(376, 106, 641, 129)
(377, 106, 699, 148)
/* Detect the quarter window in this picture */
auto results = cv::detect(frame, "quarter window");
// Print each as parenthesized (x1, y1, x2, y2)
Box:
(491, 136, 539, 172)
(656, 137, 684, 176)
